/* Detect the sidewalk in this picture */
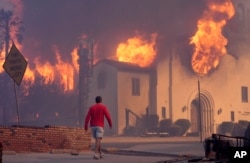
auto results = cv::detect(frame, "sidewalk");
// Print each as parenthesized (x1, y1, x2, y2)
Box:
(2, 136, 205, 163)
(3, 152, 176, 163)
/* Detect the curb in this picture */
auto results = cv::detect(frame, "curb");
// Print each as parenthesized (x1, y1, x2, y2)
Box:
(2, 151, 16, 155)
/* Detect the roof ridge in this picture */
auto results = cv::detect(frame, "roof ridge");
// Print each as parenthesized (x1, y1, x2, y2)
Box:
(95, 59, 152, 72)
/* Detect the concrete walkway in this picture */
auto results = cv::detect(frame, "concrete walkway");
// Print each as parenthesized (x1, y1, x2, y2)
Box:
(2, 136, 206, 163)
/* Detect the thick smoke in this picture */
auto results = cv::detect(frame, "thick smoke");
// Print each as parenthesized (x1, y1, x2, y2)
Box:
(21, 0, 207, 64)
(0, 0, 14, 11)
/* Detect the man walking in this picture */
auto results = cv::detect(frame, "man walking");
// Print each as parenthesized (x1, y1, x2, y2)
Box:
(84, 96, 112, 159)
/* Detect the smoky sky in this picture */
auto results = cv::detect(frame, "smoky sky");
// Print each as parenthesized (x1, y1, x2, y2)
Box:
(20, 0, 207, 65)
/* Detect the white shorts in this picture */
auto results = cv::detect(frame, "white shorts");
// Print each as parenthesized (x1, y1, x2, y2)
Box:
(91, 126, 104, 138)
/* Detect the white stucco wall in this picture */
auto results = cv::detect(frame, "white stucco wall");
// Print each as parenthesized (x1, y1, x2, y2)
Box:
(117, 71, 150, 135)
(156, 0, 250, 133)
(156, 50, 250, 134)
(88, 61, 151, 135)
(156, 55, 170, 120)
(87, 62, 118, 135)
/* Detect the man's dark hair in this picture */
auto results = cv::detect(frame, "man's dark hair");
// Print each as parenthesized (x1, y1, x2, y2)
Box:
(95, 96, 102, 103)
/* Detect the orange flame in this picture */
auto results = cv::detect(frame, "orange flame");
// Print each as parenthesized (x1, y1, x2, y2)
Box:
(34, 58, 55, 84)
(30, 47, 78, 91)
(0, 56, 4, 73)
(1, 45, 80, 92)
(54, 48, 75, 91)
(116, 33, 157, 67)
(189, 0, 235, 75)
(0, 1, 84, 93)
(71, 47, 80, 73)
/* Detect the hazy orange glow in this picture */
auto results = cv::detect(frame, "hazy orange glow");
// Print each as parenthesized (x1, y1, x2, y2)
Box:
(116, 33, 157, 67)
(3, 0, 79, 88)
(23, 66, 35, 83)
(54, 49, 75, 91)
(1, 44, 81, 92)
(0, 0, 24, 73)
(29, 47, 79, 91)
(189, 0, 235, 75)
(71, 48, 80, 73)
(0, 55, 4, 73)
(0, 44, 23, 73)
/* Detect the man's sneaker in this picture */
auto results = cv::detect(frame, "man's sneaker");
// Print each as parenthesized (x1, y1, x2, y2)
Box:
(100, 152, 104, 158)
(93, 153, 100, 159)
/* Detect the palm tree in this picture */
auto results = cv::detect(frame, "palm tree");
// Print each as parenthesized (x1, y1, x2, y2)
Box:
(0, 9, 24, 125)
(0, 9, 24, 58)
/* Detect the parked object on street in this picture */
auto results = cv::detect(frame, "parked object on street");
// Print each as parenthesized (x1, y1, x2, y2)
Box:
(204, 134, 250, 162)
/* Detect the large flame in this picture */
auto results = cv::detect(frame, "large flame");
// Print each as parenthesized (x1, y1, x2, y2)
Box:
(24, 47, 79, 92)
(1, 44, 80, 92)
(116, 33, 157, 67)
(0, 0, 81, 92)
(189, 0, 235, 75)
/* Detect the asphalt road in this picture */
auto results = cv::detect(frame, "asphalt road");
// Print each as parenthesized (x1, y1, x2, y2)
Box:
(3, 136, 205, 163)
(98, 135, 201, 149)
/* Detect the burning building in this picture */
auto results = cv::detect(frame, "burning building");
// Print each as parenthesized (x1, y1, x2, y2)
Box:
(88, 0, 250, 136)
(155, 0, 250, 138)
(0, 0, 249, 137)
(87, 59, 153, 135)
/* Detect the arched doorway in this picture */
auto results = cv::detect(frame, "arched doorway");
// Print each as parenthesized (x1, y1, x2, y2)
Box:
(189, 90, 214, 138)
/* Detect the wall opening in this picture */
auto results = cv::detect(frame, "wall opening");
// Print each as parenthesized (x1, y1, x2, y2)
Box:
(189, 89, 215, 136)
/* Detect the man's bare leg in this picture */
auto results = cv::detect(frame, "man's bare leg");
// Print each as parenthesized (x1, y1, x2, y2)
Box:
(98, 142, 101, 153)
(98, 137, 104, 158)
(95, 138, 101, 154)
(93, 138, 101, 159)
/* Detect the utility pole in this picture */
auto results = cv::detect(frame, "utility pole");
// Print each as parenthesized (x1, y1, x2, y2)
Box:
(198, 80, 202, 142)
(77, 38, 94, 127)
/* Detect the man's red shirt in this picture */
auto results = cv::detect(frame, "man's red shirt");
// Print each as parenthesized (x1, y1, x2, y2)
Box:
(84, 103, 112, 130)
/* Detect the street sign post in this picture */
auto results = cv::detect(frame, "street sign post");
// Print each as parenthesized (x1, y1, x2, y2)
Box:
(3, 42, 27, 86)
(2, 42, 27, 125)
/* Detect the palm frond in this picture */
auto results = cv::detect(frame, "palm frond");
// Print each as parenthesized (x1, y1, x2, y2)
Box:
(0, 9, 24, 49)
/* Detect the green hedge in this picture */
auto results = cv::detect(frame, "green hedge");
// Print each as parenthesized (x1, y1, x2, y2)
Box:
(232, 123, 245, 137)
(174, 119, 191, 136)
(159, 119, 172, 132)
(244, 124, 250, 146)
(147, 115, 159, 132)
(239, 120, 249, 131)
(218, 121, 234, 135)
(122, 126, 137, 136)
(167, 124, 182, 136)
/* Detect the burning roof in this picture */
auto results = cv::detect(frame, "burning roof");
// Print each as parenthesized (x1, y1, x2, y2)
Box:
(95, 59, 153, 73)
(116, 33, 157, 67)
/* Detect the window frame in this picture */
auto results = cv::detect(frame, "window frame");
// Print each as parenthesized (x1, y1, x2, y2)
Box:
(131, 77, 140, 96)
(241, 86, 248, 103)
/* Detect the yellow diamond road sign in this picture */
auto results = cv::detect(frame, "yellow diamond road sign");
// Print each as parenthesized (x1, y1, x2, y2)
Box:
(3, 43, 28, 86)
